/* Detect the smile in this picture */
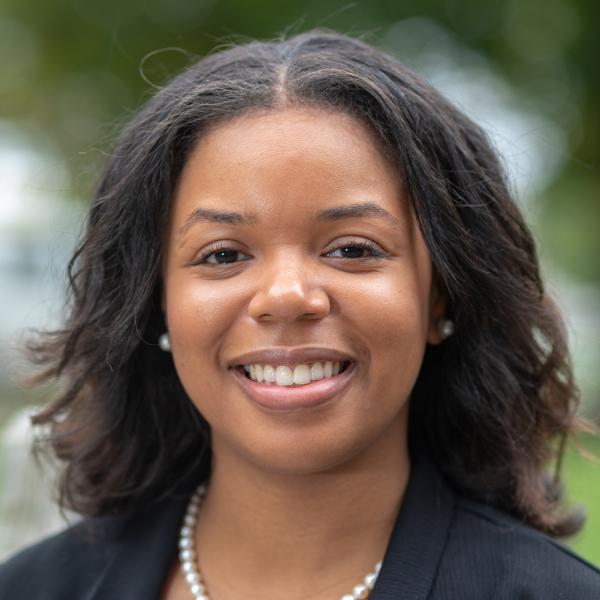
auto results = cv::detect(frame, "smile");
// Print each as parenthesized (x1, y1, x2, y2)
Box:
(241, 361, 351, 386)
(231, 361, 357, 412)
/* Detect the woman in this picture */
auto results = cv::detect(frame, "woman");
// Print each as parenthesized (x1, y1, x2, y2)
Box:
(0, 29, 598, 599)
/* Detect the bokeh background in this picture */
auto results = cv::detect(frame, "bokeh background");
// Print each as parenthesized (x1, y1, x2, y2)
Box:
(1, 0, 599, 565)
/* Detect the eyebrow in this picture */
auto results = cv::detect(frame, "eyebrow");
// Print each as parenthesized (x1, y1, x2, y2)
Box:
(177, 201, 401, 241)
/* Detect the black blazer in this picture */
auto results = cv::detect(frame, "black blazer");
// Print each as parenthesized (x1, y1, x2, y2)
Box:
(1, 453, 599, 599)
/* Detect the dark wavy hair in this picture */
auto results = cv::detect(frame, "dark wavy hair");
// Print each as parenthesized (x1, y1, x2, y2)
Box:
(25, 29, 588, 536)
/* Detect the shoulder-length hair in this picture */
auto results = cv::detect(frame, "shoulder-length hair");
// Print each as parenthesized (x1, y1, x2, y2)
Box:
(27, 29, 585, 535)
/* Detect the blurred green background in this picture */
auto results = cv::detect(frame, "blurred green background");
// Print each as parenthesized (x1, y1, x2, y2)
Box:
(0, 0, 598, 565)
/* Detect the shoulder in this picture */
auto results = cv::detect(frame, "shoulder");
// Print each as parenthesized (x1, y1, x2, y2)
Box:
(434, 494, 600, 598)
(0, 494, 189, 600)
(0, 519, 113, 599)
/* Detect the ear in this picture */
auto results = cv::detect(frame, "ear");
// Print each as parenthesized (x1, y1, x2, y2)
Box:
(426, 272, 447, 345)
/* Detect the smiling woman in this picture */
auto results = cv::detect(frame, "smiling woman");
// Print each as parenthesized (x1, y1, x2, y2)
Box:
(1, 29, 599, 600)
(159, 106, 440, 486)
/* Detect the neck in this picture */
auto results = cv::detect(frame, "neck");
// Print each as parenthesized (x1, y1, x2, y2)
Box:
(193, 418, 409, 600)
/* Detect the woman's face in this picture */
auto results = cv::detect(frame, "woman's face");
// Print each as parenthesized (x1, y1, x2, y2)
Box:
(161, 106, 444, 475)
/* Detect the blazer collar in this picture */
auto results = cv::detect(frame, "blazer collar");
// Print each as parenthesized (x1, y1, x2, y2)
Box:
(370, 452, 455, 600)
(86, 454, 454, 600)
(85, 493, 188, 600)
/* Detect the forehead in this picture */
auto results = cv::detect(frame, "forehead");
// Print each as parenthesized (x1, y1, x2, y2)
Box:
(171, 106, 410, 231)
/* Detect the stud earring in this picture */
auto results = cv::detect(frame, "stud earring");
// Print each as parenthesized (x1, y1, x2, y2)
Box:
(438, 318, 455, 340)
(158, 332, 171, 352)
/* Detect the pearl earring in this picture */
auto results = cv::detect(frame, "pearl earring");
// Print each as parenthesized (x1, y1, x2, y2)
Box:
(438, 318, 455, 340)
(158, 332, 171, 352)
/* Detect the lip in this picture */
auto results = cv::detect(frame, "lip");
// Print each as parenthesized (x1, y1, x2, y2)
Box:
(228, 346, 356, 368)
(231, 361, 357, 412)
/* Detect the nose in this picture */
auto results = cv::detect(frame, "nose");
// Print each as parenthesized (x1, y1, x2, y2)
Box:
(247, 255, 331, 323)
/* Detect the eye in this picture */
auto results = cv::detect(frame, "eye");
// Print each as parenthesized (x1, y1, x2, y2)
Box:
(193, 243, 250, 266)
(325, 240, 387, 259)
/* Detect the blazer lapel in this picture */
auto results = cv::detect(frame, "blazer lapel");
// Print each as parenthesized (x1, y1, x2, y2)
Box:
(370, 454, 455, 600)
(85, 494, 189, 600)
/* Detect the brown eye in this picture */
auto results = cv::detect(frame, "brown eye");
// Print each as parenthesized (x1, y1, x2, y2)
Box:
(326, 240, 386, 259)
(205, 249, 241, 264)
(194, 244, 251, 266)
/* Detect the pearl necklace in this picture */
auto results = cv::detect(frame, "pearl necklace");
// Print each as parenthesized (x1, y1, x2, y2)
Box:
(179, 484, 383, 600)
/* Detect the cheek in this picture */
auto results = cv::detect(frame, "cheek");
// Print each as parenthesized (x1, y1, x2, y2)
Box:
(164, 277, 244, 404)
(337, 268, 429, 396)
(167, 277, 239, 344)
(339, 265, 430, 340)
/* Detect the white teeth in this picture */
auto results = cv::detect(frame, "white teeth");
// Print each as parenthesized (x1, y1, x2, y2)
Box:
(310, 362, 324, 380)
(242, 361, 346, 385)
(292, 364, 311, 385)
(263, 365, 275, 383)
(275, 366, 293, 386)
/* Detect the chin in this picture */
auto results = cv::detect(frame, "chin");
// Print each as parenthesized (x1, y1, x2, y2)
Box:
(220, 418, 401, 477)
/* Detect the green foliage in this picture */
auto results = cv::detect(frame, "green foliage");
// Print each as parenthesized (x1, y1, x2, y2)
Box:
(564, 433, 600, 567)
(539, 171, 600, 281)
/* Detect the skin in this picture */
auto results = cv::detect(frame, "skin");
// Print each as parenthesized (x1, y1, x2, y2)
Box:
(160, 106, 446, 600)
